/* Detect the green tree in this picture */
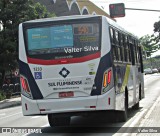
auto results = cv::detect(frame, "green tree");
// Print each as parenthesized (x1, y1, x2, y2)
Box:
(153, 20, 160, 49)
(139, 35, 159, 57)
(140, 35, 159, 69)
(0, 0, 55, 86)
(154, 20, 160, 37)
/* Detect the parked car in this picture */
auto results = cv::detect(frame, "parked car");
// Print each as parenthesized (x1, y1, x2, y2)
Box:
(144, 68, 152, 75)
(152, 68, 159, 74)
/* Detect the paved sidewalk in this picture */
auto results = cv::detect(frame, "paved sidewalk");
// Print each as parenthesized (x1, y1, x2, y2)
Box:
(136, 96, 160, 135)
(0, 97, 21, 109)
(130, 96, 160, 136)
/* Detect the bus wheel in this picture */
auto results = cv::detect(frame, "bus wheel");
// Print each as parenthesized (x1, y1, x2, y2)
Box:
(132, 102, 139, 110)
(117, 95, 128, 122)
(121, 97, 128, 122)
(133, 85, 141, 110)
(48, 114, 71, 127)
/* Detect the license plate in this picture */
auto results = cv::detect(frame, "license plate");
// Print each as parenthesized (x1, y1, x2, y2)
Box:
(59, 91, 74, 98)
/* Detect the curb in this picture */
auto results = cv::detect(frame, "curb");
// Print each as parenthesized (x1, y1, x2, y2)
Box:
(0, 98, 21, 109)
(0, 101, 21, 109)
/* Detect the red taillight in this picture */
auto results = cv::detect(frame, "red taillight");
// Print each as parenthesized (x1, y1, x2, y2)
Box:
(20, 77, 26, 90)
(24, 79, 30, 92)
(20, 76, 30, 93)
(107, 70, 112, 84)
(103, 69, 112, 88)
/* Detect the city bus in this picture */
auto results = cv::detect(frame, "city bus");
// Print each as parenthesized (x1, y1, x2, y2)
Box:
(19, 15, 144, 126)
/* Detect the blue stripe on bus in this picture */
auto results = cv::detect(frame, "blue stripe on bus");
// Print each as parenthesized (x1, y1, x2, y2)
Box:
(91, 52, 113, 95)
(19, 60, 43, 99)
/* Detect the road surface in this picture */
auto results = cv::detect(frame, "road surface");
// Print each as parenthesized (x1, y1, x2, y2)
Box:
(0, 74, 160, 136)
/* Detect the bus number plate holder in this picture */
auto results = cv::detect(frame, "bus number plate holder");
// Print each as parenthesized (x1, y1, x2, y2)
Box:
(59, 91, 74, 98)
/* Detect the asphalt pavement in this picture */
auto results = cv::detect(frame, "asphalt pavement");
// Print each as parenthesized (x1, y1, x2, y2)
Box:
(0, 97, 21, 109)
(0, 74, 160, 135)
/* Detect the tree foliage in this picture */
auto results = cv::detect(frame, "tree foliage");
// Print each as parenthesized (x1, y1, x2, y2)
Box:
(139, 35, 159, 57)
(154, 20, 160, 36)
(0, 0, 55, 85)
(153, 20, 160, 49)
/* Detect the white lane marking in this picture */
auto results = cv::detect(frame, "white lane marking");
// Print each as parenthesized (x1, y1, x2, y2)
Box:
(31, 116, 41, 119)
(41, 123, 49, 127)
(0, 113, 6, 116)
(0, 112, 22, 120)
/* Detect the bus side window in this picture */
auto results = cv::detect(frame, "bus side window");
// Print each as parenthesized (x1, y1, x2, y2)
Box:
(137, 44, 141, 64)
(135, 41, 140, 64)
(134, 40, 139, 64)
(115, 30, 121, 61)
(110, 27, 114, 43)
(128, 37, 132, 63)
(129, 37, 136, 65)
(110, 27, 116, 60)
(125, 36, 130, 62)
(138, 46, 144, 72)
(119, 33, 124, 61)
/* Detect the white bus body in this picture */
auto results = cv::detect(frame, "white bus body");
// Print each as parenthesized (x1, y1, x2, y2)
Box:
(19, 15, 144, 126)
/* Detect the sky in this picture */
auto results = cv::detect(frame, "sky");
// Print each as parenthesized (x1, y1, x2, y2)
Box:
(90, 0, 160, 56)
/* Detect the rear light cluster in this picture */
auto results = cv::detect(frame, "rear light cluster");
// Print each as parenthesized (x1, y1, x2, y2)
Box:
(103, 69, 112, 88)
(20, 75, 31, 97)
(102, 69, 112, 94)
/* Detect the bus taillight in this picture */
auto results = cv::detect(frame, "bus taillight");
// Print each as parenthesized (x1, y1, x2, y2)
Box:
(103, 73, 108, 87)
(20, 76, 30, 93)
(107, 70, 112, 84)
(103, 69, 112, 88)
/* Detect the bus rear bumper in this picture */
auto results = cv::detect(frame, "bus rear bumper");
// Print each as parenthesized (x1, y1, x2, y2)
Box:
(37, 95, 98, 115)
(21, 88, 115, 116)
(21, 95, 40, 116)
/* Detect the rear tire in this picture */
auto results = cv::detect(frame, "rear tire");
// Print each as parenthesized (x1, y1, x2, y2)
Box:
(116, 93, 128, 122)
(120, 97, 128, 122)
(132, 102, 139, 110)
(48, 114, 71, 127)
(133, 85, 141, 110)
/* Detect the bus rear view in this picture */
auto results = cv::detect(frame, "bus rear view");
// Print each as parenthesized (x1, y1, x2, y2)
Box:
(19, 15, 138, 126)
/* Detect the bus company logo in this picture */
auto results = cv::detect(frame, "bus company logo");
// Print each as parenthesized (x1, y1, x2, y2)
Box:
(59, 67, 70, 78)
(48, 80, 82, 87)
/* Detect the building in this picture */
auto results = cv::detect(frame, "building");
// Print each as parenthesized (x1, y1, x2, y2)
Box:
(34, 0, 113, 20)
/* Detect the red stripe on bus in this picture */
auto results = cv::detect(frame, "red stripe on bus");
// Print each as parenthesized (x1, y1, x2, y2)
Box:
(27, 52, 100, 65)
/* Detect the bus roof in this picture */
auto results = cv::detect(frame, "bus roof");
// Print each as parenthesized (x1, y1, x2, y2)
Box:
(23, 15, 138, 39)
(24, 15, 102, 23)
